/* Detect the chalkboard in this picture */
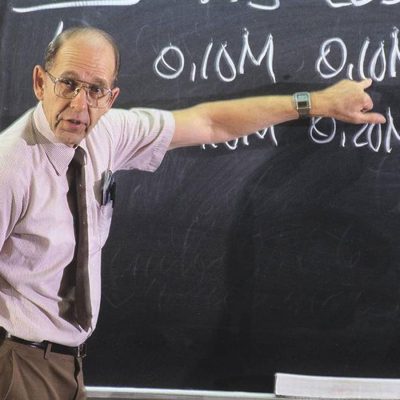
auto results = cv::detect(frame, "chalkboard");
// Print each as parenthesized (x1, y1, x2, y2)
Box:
(2, 0, 400, 393)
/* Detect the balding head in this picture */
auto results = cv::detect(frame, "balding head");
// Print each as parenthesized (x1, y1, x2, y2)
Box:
(44, 27, 120, 84)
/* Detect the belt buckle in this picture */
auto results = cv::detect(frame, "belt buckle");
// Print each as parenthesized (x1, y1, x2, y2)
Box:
(77, 342, 87, 358)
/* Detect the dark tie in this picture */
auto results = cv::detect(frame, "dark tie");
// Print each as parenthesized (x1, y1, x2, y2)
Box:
(69, 146, 92, 331)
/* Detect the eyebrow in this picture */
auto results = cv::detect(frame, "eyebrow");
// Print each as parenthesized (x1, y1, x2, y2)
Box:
(59, 70, 110, 88)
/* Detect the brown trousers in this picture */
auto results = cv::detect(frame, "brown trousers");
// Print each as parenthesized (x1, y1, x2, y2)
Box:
(0, 337, 86, 400)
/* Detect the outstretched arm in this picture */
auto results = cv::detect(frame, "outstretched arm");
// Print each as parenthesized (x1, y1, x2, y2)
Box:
(170, 79, 386, 149)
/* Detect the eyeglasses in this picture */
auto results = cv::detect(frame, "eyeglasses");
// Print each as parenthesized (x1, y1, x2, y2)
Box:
(46, 71, 113, 109)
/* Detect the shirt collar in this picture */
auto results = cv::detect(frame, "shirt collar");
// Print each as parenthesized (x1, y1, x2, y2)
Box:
(32, 102, 87, 175)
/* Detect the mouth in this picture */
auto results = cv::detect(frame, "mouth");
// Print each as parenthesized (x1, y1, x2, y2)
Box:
(66, 117, 88, 127)
(68, 119, 83, 126)
(56, 116, 88, 130)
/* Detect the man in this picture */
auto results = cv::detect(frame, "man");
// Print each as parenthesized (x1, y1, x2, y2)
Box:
(0, 26, 385, 400)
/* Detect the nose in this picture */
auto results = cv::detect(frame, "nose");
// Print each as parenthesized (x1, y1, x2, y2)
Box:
(69, 87, 89, 110)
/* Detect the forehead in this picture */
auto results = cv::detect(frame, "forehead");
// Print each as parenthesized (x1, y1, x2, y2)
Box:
(52, 35, 116, 86)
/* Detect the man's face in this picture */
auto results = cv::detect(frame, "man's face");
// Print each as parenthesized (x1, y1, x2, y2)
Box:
(33, 35, 120, 147)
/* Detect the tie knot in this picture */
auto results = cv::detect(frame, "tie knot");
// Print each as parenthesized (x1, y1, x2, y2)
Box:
(72, 146, 86, 167)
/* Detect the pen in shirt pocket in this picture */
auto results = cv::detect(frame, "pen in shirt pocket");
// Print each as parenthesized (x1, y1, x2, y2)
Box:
(101, 169, 116, 207)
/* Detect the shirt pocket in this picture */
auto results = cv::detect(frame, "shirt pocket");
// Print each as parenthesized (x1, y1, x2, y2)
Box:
(96, 202, 114, 249)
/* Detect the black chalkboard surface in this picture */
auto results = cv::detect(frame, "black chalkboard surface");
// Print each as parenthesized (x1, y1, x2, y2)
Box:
(2, 0, 400, 393)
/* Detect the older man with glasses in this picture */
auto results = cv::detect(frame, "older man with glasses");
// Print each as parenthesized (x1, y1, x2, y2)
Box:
(0, 26, 385, 400)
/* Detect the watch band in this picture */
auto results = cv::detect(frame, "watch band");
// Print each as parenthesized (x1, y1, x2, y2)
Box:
(293, 92, 311, 118)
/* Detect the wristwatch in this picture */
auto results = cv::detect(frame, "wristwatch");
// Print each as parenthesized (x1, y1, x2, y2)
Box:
(293, 92, 311, 118)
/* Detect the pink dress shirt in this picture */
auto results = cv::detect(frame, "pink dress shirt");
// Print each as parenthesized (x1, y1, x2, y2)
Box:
(0, 102, 174, 346)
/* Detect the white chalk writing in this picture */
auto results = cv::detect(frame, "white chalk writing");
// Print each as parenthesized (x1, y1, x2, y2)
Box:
(12, 0, 141, 13)
(308, 108, 400, 153)
(154, 29, 275, 83)
(202, 126, 277, 150)
(12, 0, 281, 13)
(200, 0, 280, 9)
(12, 0, 400, 13)
(325, 0, 400, 7)
(316, 27, 400, 81)
(205, 107, 400, 153)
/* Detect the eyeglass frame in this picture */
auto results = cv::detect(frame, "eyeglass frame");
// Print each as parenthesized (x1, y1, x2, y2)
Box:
(45, 70, 114, 109)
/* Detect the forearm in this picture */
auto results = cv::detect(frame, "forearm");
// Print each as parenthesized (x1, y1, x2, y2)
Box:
(171, 95, 297, 149)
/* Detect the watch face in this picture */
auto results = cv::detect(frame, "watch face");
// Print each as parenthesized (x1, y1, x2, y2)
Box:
(295, 92, 311, 111)
(297, 94, 309, 103)
(294, 92, 311, 118)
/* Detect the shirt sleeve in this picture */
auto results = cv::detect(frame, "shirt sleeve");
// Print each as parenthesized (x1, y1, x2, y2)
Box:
(97, 108, 175, 173)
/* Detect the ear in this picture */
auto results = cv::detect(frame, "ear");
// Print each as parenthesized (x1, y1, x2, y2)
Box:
(32, 65, 46, 101)
(108, 87, 120, 109)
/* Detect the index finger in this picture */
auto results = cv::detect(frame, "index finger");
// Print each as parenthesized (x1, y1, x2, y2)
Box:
(359, 111, 386, 125)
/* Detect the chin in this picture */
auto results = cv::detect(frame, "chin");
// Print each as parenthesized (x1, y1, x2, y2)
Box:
(60, 133, 86, 147)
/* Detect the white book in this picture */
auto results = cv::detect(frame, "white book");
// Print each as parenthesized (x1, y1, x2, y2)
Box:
(274, 373, 400, 399)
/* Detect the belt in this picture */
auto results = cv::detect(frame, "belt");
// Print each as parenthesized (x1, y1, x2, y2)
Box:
(0, 328, 87, 358)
